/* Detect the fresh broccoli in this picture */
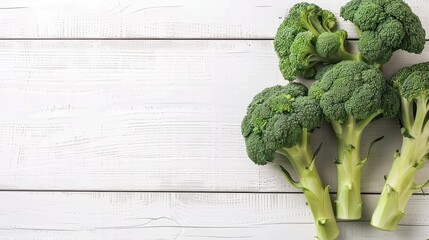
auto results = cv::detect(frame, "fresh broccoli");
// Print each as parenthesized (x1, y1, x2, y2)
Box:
(309, 61, 400, 220)
(316, 31, 349, 59)
(242, 83, 339, 240)
(341, 0, 426, 64)
(274, 3, 359, 81)
(371, 62, 429, 231)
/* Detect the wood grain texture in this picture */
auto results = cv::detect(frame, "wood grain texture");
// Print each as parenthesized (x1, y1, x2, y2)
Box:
(0, 191, 426, 239)
(0, 0, 426, 39)
(0, 40, 428, 192)
(0, 0, 427, 238)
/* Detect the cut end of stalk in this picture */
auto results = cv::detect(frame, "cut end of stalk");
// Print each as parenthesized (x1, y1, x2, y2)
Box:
(336, 212, 362, 220)
(370, 211, 405, 232)
(370, 188, 405, 231)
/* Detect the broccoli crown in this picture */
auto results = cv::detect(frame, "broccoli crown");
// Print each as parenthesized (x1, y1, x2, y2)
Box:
(308, 61, 399, 122)
(274, 2, 334, 57)
(274, 3, 346, 81)
(241, 83, 323, 165)
(282, 3, 336, 35)
(340, 0, 425, 64)
(392, 62, 429, 100)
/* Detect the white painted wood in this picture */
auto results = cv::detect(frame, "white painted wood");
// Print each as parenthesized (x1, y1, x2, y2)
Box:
(0, 40, 428, 192)
(0, 0, 426, 39)
(0, 0, 427, 238)
(0, 192, 426, 239)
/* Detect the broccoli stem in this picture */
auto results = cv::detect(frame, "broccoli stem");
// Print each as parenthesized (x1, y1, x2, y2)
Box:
(370, 138, 418, 231)
(332, 117, 364, 220)
(411, 95, 429, 136)
(371, 97, 429, 230)
(278, 130, 339, 240)
(330, 46, 360, 62)
(307, 54, 326, 66)
(400, 97, 413, 131)
(332, 111, 382, 220)
(310, 18, 328, 35)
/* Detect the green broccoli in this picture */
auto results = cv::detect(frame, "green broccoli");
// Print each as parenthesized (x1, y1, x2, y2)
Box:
(242, 83, 339, 240)
(371, 62, 429, 231)
(309, 61, 400, 220)
(316, 31, 351, 60)
(341, 0, 426, 64)
(274, 3, 359, 81)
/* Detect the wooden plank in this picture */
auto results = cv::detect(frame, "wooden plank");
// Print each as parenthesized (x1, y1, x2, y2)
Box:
(0, 0, 426, 39)
(0, 40, 428, 192)
(0, 192, 426, 239)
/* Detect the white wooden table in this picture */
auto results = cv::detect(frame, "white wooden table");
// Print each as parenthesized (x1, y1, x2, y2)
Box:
(0, 0, 428, 239)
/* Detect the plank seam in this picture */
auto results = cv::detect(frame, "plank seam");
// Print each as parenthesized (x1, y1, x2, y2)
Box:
(0, 37, 415, 41)
(0, 189, 426, 196)
(0, 38, 428, 41)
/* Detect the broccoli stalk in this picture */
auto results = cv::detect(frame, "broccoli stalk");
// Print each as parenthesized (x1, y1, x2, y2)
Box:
(277, 130, 338, 240)
(371, 62, 429, 231)
(309, 61, 399, 220)
(371, 139, 428, 231)
(332, 114, 383, 219)
(242, 83, 339, 240)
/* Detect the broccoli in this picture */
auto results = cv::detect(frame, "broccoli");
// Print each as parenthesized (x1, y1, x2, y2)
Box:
(242, 83, 339, 240)
(341, 0, 426, 64)
(371, 62, 429, 231)
(274, 3, 359, 81)
(275, 0, 426, 81)
(309, 61, 400, 220)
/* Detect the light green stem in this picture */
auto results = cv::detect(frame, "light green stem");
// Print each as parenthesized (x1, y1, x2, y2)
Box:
(278, 130, 339, 240)
(333, 46, 360, 62)
(371, 96, 429, 231)
(332, 111, 382, 220)
(371, 138, 418, 231)
(334, 117, 363, 220)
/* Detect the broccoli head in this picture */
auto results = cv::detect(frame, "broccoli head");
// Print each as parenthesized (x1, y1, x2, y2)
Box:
(282, 3, 336, 36)
(274, 3, 358, 81)
(371, 62, 429, 231)
(392, 62, 429, 100)
(309, 61, 399, 122)
(242, 83, 321, 164)
(309, 61, 400, 219)
(341, 0, 426, 64)
(241, 83, 339, 240)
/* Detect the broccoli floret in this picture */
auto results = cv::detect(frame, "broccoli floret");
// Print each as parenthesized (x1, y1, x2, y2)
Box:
(316, 31, 344, 58)
(341, 0, 426, 64)
(242, 83, 339, 240)
(309, 61, 400, 220)
(371, 62, 429, 231)
(282, 3, 335, 35)
(290, 32, 320, 67)
(274, 3, 359, 81)
(274, 25, 300, 59)
(316, 30, 358, 62)
(358, 31, 393, 65)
